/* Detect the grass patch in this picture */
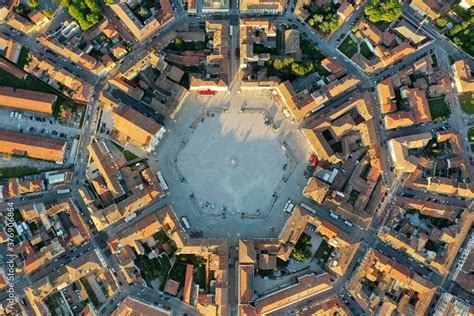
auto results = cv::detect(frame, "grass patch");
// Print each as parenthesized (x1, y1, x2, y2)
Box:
(359, 41, 374, 60)
(338, 37, 358, 58)
(123, 150, 139, 161)
(0, 63, 77, 118)
(468, 128, 474, 142)
(459, 93, 474, 114)
(0, 166, 57, 180)
(428, 96, 450, 120)
(111, 141, 141, 161)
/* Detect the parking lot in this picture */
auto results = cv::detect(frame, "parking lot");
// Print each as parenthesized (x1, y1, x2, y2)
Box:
(1, 109, 81, 137)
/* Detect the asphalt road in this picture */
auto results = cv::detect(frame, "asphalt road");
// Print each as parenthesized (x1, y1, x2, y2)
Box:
(98, 285, 200, 316)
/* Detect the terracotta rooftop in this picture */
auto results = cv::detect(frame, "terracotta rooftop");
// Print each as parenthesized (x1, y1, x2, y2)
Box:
(112, 105, 162, 149)
(111, 297, 171, 316)
(0, 86, 56, 115)
(453, 60, 474, 93)
(0, 129, 66, 162)
(254, 273, 332, 315)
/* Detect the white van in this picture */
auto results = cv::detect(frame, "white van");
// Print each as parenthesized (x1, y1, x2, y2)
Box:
(181, 216, 190, 229)
(329, 212, 339, 219)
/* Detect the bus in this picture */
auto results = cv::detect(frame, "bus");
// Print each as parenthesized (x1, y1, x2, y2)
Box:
(181, 216, 191, 230)
(156, 171, 169, 191)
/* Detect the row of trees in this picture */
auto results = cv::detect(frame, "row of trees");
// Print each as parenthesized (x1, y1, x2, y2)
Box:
(61, 0, 102, 30)
(445, 8, 474, 55)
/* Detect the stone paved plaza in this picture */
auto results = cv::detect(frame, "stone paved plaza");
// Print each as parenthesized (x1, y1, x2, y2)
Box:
(176, 112, 290, 214)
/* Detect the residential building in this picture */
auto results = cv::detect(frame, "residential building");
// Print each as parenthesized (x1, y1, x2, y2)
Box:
(337, 2, 354, 23)
(240, 0, 286, 14)
(0, 86, 56, 115)
(202, 0, 229, 12)
(25, 53, 93, 104)
(111, 105, 165, 152)
(452, 60, 474, 93)
(379, 198, 473, 275)
(7, 13, 34, 33)
(433, 292, 471, 316)
(297, 296, 351, 316)
(0, 129, 66, 163)
(1, 178, 45, 199)
(24, 250, 116, 315)
(410, 0, 449, 19)
(87, 139, 124, 198)
(348, 249, 437, 316)
(251, 274, 332, 315)
(459, 0, 473, 9)
(111, 297, 171, 315)
(39, 35, 111, 76)
(110, 0, 174, 42)
(189, 21, 230, 92)
(239, 20, 276, 69)
(27, 11, 48, 27)
(388, 133, 433, 172)
(301, 92, 386, 228)
(0, 58, 26, 79)
(0, 33, 22, 63)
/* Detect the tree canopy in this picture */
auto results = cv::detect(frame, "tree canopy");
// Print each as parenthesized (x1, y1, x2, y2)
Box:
(364, 0, 402, 23)
(291, 233, 313, 262)
(61, 0, 102, 30)
(26, 0, 39, 9)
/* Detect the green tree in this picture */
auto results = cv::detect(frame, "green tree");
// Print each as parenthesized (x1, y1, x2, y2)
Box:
(329, 15, 340, 32)
(365, 0, 402, 23)
(313, 14, 323, 24)
(283, 56, 294, 66)
(27, 0, 39, 8)
(85, 0, 101, 13)
(435, 17, 449, 28)
(14, 5, 25, 16)
(273, 59, 284, 70)
(308, 18, 314, 26)
(138, 6, 149, 18)
(194, 42, 205, 50)
(63, 0, 102, 30)
(291, 248, 312, 262)
(174, 37, 183, 49)
(43, 9, 54, 19)
(104, 0, 114, 4)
